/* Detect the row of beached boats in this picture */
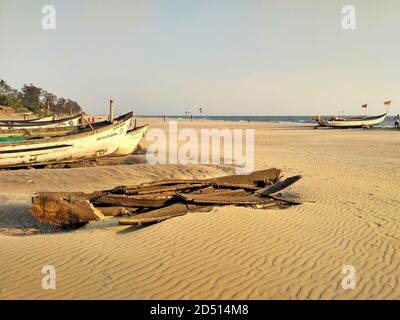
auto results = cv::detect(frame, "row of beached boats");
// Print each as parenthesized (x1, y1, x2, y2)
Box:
(0, 103, 148, 168)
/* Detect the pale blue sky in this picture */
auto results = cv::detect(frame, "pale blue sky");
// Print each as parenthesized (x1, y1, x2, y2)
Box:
(1, 0, 399, 115)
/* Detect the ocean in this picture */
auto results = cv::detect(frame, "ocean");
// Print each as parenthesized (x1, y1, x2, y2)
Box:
(142, 115, 396, 126)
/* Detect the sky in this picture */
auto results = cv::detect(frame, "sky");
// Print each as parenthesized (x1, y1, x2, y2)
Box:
(1, 0, 399, 116)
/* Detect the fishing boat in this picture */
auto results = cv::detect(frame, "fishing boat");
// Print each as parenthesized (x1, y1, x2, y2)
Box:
(0, 114, 82, 130)
(0, 117, 119, 139)
(0, 115, 55, 123)
(0, 112, 133, 168)
(112, 124, 149, 156)
(315, 113, 387, 128)
(0, 125, 88, 139)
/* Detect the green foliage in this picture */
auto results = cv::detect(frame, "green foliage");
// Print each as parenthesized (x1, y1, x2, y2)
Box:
(0, 79, 82, 115)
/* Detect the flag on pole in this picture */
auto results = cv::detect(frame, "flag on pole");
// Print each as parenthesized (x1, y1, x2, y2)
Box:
(361, 104, 367, 108)
(384, 100, 391, 106)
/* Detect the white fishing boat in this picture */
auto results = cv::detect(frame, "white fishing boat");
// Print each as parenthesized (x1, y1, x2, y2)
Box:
(0, 115, 55, 123)
(0, 114, 82, 130)
(112, 124, 149, 156)
(0, 117, 125, 139)
(0, 112, 133, 168)
(316, 113, 387, 128)
(28, 115, 55, 122)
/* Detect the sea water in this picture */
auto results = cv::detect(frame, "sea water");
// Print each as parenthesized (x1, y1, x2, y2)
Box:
(143, 115, 396, 126)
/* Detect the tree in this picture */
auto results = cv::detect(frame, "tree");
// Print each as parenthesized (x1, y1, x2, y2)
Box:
(0, 80, 82, 115)
(42, 91, 57, 115)
(0, 80, 13, 95)
(0, 79, 24, 111)
(19, 84, 43, 113)
(64, 99, 81, 115)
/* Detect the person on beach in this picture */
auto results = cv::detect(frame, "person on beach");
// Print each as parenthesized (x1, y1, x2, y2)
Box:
(395, 115, 400, 128)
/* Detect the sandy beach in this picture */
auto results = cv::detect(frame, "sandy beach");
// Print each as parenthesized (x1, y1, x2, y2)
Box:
(1, 118, 400, 299)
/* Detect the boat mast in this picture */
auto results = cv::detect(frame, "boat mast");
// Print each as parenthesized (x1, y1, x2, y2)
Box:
(109, 99, 115, 122)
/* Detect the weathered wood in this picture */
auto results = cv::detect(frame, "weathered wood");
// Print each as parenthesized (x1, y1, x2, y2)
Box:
(94, 206, 135, 216)
(255, 175, 302, 196)
(193, 189, 247, 197)
(138, 180, 204, 188)
(29, 168, 302, 227)
(208, 183, 260, 191)
(131, 183, 207, 195)
(30, 194, 102, 225)
(119, 203, 210, 225)
(93, 194, 173, 208)
(269, 193, 303, 204)
(203, 168, 282, 186)
(177, 193, 275, 205)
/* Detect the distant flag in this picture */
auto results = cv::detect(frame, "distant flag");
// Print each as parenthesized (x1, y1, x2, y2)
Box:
(361, 104, 367, 108)
(384, 100, 391, 106)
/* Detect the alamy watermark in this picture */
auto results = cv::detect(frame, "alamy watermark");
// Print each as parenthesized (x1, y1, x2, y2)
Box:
(341, 265, 356, 290)
(41, 5, 56, 30)
(41, 265, 56, 290)
(145, 121, 254, 174)
(341, 5, 356, 30)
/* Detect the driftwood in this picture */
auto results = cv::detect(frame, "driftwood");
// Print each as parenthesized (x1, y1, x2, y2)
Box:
(93, 194, 173, 208)
(177, 193, 275, 205)
(255, 175, 302, 196)
(120, 203, 211, 225)
(31, 194, 104, 225)
(30, 168, 303, 226)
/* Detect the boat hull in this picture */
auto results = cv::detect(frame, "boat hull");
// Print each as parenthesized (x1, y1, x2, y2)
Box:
(0, 113, 133, 168)
(319, 113, 387, 128)
(0, 115, 54, 123)
(112, 125, 149, 156)
(0, 118, 122, 139)
(0, 115, 81, 130)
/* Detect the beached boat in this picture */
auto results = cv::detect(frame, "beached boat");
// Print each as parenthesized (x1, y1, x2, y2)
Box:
(112, 124, 149, 156)
(316, 113, 387, 128)
(0, 116, 124, 139)
(0, 114, 82, 130)
(28, 115, 55, 122)
(0, 125, 88, 139)
(0, 115, 55, 123)
(0, 112, 133, 168)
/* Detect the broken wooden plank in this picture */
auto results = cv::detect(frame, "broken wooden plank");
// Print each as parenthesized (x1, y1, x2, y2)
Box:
(132, 183, 207, 195)
(255, 175, 302, 196)
(207, 183, 260, 191)
(119, 203, 211, 225)
(203, 168, 282, 186)
(191, 189, 247, 197)
(269, 192, 303, 205)
(177, 193, 276, 205)
(94, 206, 135, 216)
(93, 194, 174, 208)
(138, 179, 204, 188)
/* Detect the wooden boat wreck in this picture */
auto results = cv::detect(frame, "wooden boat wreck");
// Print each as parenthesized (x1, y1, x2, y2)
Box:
(0, 112, 133, 168)
(30, 168, 303, 226)
(0, 114, 82, 130)
(315, 113, 387, 128)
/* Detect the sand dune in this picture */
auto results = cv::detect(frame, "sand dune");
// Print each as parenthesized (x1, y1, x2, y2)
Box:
(1, 119, 400, 299)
